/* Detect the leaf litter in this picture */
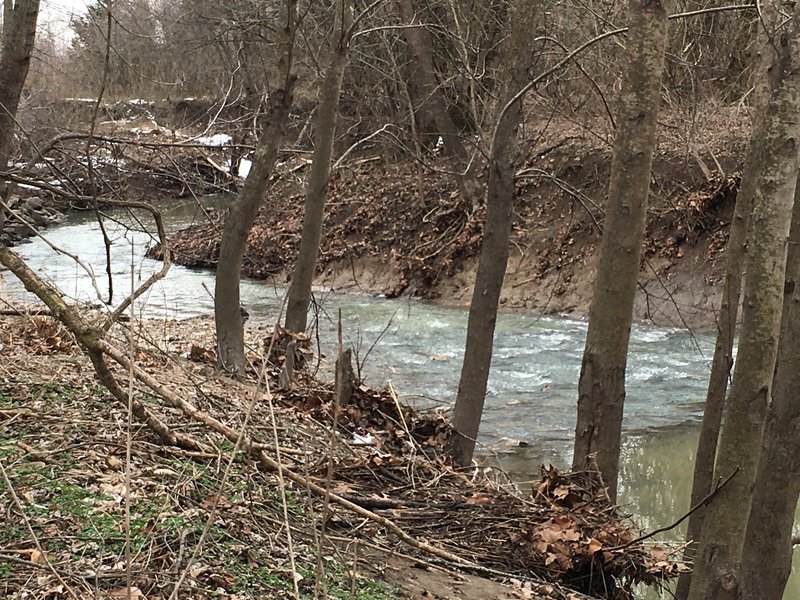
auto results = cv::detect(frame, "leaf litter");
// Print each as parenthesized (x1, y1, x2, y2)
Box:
(1, 311, 686, 599)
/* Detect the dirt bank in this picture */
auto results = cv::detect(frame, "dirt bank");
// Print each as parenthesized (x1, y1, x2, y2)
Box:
(151, 107, 750, 330)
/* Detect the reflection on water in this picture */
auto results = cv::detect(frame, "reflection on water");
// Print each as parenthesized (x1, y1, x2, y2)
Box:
(3, 198, 800, 598)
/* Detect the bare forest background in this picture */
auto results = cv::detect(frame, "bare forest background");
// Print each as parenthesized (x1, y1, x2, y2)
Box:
(5, 1, 800, 600)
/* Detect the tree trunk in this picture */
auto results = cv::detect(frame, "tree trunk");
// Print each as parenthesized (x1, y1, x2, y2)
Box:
(674, 158, 750, 600)
(675, 9, 776, 597)
(0, 0, 41, 220)
(284, 2, 350, 333)
(215, 1, 297, 375)
(737, 177, 800, 600)
(687, 4, 800, 598)
(215, 90, 293, 374)
(447, 0, 537, 467)
(571, 0, 669, 503)
(395, 0, 481, 208)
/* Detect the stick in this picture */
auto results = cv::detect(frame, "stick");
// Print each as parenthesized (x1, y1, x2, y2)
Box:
(603, 467, 740, 552)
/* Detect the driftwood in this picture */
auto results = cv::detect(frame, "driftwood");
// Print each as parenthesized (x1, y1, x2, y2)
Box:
(278, 338, 296, 391)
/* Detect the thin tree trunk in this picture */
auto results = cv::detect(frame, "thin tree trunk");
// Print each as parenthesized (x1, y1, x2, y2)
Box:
(214, 1, 297, 375)
(737, 177, 800, 600)
(0, 0, 41, 222)
(687, 4, 800, 597)
(675, 10, 775, 597)
(284, 1, 350, 333)
(395, 0, 481, 208)
(571, 0, 669, 503)
(674, 165, 750, 600)
(447, 1, 537, 467)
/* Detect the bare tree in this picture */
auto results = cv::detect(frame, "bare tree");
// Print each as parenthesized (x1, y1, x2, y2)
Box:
(571, 0, 670, 502)
(395, 0, 481, 207)
(687, 2, 800, 597)
(215, 0, 298, 375)
(447, 0, 541, 467)
(675, 7, 776, 597)
(284, 0, 352, 333)
(737, 179, 800, 600)
(0, 0, 41, 230)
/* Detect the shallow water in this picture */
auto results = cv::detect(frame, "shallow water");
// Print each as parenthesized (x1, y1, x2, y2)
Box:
(2, 197, 799, 598)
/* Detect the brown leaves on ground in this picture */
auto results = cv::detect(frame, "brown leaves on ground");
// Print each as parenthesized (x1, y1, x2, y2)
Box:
(0, 315, 78, 355)
(509, 466, 687, 598)
(151, 157, 486, 299)
(1, 314, 686, 600)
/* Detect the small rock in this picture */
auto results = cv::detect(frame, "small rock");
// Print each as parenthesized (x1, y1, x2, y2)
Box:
(24, 197, 43, 211)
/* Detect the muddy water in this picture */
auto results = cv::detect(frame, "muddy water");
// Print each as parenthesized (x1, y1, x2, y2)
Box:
(2, 197, 799, 598)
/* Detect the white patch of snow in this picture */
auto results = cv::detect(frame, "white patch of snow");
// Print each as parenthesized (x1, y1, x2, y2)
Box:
(196, 133, 232, 147)
(76, 155, 124, 168)
(352, 432, 375, 446)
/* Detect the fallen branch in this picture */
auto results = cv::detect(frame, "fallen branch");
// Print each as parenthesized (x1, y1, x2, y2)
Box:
(0, 246, 195, 452)
(603, 467, 739, 552)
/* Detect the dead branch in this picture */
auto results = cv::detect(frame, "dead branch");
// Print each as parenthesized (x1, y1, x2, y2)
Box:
(0, 246, 195, 451)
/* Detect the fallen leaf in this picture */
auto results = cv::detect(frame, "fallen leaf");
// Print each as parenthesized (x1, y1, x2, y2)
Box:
(109, 586, 145, 598)
(587, 538, 603, 556)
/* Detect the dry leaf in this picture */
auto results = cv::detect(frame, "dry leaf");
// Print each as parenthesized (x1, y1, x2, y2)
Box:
(587, 538, 603, 556)
(110, 586, 145, 598)
(651, 547, 669, 562)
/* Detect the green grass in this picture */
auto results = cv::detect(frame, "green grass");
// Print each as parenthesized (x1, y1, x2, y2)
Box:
(0, 382, 403, 600)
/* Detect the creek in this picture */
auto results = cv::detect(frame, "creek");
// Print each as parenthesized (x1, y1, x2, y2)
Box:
(2, 196, 798, 598)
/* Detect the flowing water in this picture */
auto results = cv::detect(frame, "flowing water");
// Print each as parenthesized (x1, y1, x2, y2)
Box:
(2, 196, 799, 597)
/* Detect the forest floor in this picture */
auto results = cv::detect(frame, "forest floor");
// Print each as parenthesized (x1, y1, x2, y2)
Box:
(0, 311, 685, 599)
(151, 103, 751, 330)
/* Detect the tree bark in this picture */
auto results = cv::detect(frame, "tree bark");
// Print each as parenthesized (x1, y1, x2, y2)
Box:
(675, 8, 776, 597)
(447, 0, 537, 467)
(284, 1, 350, 333)
(214, 0, 297, 375)
(737, 177, 800, 600)
(571, 0, 669, 503)
(674, 153, 750, 600)
(395, 0, 482, 208)
(0, 0, 41, 225)
(687, 4, 800, 597)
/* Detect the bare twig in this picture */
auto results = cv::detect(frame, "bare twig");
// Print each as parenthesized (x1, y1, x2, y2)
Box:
(603, 467, 740, 552)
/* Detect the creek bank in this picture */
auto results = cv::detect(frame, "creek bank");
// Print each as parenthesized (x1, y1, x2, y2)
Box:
(4, 99, 266, 248)
(152, 110, 749, 329)
(0, 193, 64, 246)
(0, 311, 685, 599)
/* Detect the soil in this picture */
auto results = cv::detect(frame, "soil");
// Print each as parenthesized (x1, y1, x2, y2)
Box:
(153, 105, 751, 330)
